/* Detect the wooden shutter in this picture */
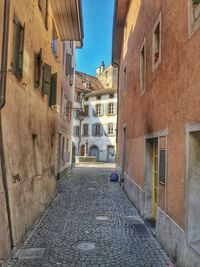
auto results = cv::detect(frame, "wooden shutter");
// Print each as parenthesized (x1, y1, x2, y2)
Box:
(13, 17, 24, 78)
(49, 73, 57, 106)
(42, 63, 51, 95)
(45, 0, 49, 29)
(101, 104, 104, 116)
(92, 124, 96, 136)
(19, 24, 25, 77)
(65, 53, 72, 75)
(93, 107, 96, 117)
(159, 149, 166, 184)
(69, 67, 74, 86)
(100, 125, 104, 136)
(114, 102, 117, 115)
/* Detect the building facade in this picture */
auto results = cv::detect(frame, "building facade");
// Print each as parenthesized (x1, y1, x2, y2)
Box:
(56, 41, 76, 179)
(0, 0, 83, 263)
(113, 1, 200, 266)
(73, 65, 117, 162)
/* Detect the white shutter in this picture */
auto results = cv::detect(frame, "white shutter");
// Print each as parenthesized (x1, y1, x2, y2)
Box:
(101, 104, 104, 116)
(114, 103, 117, 115)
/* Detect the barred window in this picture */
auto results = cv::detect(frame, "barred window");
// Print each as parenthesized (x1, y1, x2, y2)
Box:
(108, 103, 114, 115)
(96, 104, 101, 116)
(108, 123, 114, 135)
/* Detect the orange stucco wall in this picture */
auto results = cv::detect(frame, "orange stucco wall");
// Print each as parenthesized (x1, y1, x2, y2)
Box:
(117, 0, 200, 229)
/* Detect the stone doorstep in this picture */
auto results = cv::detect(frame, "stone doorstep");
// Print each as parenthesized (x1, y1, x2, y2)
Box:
(18, 248, 45, 260)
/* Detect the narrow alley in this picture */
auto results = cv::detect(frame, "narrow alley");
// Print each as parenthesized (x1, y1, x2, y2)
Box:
(7, 164, 171, 267)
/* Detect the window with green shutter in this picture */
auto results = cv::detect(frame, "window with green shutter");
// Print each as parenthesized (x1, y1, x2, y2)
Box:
(12, 16, 25, 78)
(49, 73, 57, 106)
(42, 63, 51, 96)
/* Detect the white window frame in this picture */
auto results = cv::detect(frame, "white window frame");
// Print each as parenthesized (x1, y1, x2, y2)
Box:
(108, 103, 114, 115)
(188, 0, 200, 37)
(152, 13, 161, 71)
(108, 123, 114, 135)
(96, 104, 101, 116)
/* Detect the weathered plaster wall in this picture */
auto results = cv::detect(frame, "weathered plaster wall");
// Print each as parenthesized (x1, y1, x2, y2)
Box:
(98, 65, 118, 90)
(116, 0, 200, 265)
(57, 41, 75, 178)
(0, 0, 66, 257)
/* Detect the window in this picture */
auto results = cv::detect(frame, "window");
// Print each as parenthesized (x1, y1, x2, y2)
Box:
(62, 137, 65, 161)
(123, 66, 127, 92)
(108, 123, 114, 135)
(60, 87, 63, 114)
(67, 101, 72, 121)
(84, 105, 89, 116)
(77, 92, 81, 102)
(140, 39, 146, 92)
(66, 138, 69, 152)
(62, 42, 65, 65)
(159, 149, 166, 184)
(52, 21, 58, 57)
(153, 16, 161, 69)
(12, 16, 25, 78)
(83, 124, 89, 136)
(95, 104, 102, 116)
(188, 0, 200, 36)
(49, 73, 57, 106)
(38, 0, 48, 29)
(92, 123, 102, 136)
(193, 0, 200, 20)
(108, 103, 114, 115)
(109, 94, 114, 99)
(63, 96, 67, 119)
(74, 126, 80, 136)
(34, 48, 42, 88)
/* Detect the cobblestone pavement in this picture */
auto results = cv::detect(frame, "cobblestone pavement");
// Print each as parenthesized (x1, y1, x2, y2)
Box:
(7, 163, 172, 267)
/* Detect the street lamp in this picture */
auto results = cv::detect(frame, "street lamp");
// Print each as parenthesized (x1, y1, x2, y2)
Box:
(76, 109, 85, 156)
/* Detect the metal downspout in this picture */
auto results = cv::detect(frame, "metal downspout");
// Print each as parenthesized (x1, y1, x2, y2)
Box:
(0, 0, 14, 250)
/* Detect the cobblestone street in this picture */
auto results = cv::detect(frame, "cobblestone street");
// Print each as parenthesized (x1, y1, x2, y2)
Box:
(7, 163, 172, 267)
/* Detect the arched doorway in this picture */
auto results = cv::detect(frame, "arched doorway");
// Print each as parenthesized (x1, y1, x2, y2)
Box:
(81, 144, 85, 156)
(90, 145, 99, 160)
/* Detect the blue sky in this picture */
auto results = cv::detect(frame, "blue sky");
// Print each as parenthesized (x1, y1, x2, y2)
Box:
(76, 0, 115, 76)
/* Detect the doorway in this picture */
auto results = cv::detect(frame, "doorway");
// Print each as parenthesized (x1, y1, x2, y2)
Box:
(90, 145, 99, 160)
(107, 146, 115, 163)
(187, 131, 200, 249)
(144, 138, 158, 220)
(80, 145, 85, 156)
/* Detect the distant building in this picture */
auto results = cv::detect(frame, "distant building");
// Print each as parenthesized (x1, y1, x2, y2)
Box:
(113, 1, 200, 266)
(73, 64, 118, 162)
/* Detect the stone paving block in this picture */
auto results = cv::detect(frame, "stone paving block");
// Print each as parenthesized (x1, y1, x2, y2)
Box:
(7, 164, 173, 267)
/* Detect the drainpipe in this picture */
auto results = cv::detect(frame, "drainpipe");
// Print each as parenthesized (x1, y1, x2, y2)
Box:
(0, 0, 10, 109)
(0, 0, 14, 250)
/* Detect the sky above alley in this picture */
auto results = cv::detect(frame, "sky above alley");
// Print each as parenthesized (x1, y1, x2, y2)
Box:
(76, 0, 115, 76)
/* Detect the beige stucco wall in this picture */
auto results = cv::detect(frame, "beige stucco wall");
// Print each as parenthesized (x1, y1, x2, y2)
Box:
(0, 0, 67, 260)
(98, 65, 118, 89)
(56, 41, 75, 177)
